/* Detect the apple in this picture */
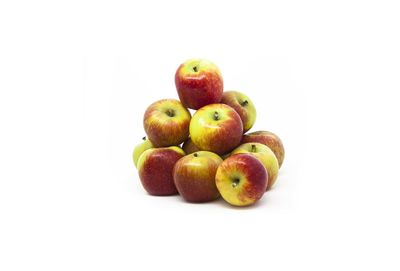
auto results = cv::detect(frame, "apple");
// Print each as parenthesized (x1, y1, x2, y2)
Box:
(143, 99, 191, 147)
(190, 104, 243, 155)
(175, 59, 223, 110)
(132, 137, 154, 168)
(220, 91, 256, 132)
(231, 143, 279, 190)
(173, 151, 222, 202)
(221, 152, 231, 160)
(182, 138, 201, 154)
(241, 130, 285, 167)
(137, 146, 185, 196)
(215, 154, 267, 206)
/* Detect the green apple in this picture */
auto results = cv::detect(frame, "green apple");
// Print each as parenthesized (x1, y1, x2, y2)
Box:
(173, 151, 222, 202)
(231, 143, 279, 190)
(175, 59, 223, 110)
(137, 146, 185, 196)
(189, 104, 243, 155)
(132, 137, 154, 168)
(220, 91, 256, 132)
(143, 99, 191, 147)
(215, 154, 267, 206)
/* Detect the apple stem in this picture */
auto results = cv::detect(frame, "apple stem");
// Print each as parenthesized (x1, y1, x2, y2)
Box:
(213, 111, 219, 121)
(166, 109, 175, 117)
(193, 66, 198, 72)
(142, 136, 146, 141)
(251, 144, 257, 152)
(241, 100, 248, 106)
(194, 153, 198, 157)
(232, 178, 240, 187)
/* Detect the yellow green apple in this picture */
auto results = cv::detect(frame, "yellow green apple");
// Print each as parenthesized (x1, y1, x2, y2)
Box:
(143, 99, 191, 147)
(231, 143, 279, 190)
(190, 104, 243, 155)
(132, 137, 154, 168)
(220, 91, 256, 132)
(241, 130, 285, 167)
(137, 146, 185, 196)
(175, 59, 223, 109)
(215, 154, 267, 206)
(173, 151, 222, 202)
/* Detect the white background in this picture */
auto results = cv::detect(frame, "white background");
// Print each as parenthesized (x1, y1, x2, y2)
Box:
(1, 0, 399, 270)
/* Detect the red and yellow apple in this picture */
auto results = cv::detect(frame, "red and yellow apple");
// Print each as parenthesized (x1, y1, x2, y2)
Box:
(182, 138, 201, 154)
(132, 137, 154, 168)
(173, 151, 222, 202)
(190, 104, 243, 155)
(220, 91, 256, 132)
(215, 154, 268, 206)
(241, 130, 285, 167)
(175, 59, 223, 110)
(143, 99, 191, 147)
(137, 146, 185, 196)
(231, 143, 279, 190)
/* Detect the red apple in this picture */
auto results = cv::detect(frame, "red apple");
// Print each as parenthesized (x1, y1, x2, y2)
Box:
(190, 104, 243, 155)
(231, 143, 279, 190)
(175, 59, 223, 110)
(241, 130, 285, 167)
(173, 151, 222, 202)
(182, 138, 201, 154)
(215, 154, 268, 206)
(143, 99, 191, 147)
(220, 91, 256, 132)
(137, 146, 185, 196)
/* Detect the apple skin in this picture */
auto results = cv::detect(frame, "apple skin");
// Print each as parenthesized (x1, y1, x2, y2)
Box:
(190, 104, 243, 155)
(143, 99, 191, 147)
(220, 91, 256, 133)
(132, 137, 154, 168)
(215, 154, 268, 206)
(173, 151, 222, 202)
(182, 138, 201, 155)
(137, 146, 185, 196)
(241, 130, 285, 168)
(175, 59, 223, 110)
(231, 143, 279, 190)
(221, 152, 231, 160)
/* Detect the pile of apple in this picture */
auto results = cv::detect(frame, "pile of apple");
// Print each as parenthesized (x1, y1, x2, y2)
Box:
(133, 59, 285, 207)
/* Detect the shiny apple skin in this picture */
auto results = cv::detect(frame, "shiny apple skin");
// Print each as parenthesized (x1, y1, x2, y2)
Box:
(173, 151, 222, 202)
(231, 143, 279, 190)
(190, 104, 243, 155)
(215, 154, 268, 206)
(241, 130, 285, 167)
(143, 99, 191, 147)
(137, 146, 185, 196)
(182, 138, 201, 154)
(175, 59, 223, 110)
(221, 91, 256, 133)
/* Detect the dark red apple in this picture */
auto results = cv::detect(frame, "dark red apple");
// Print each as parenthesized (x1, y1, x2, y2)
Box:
(137, 146, 185, 196)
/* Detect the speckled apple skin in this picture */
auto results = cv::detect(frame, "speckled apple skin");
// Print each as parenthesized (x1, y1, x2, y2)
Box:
(173, 151, 222, 202)
(182, 138, 201, 154)
(216, 154, 268, 206)
(241, 131, 285, 168)
(190, 104, 243, 155)
(175, 59, 223, 110)
(137, 147, 185, 196)
(143, 99, 191, 147)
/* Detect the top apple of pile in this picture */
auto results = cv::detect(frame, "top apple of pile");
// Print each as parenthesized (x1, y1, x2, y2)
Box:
(175, 59, 224, 110)
(134, 58, 285, 207)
